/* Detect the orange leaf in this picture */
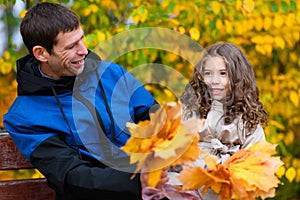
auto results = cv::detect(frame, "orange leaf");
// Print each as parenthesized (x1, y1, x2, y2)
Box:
(248, 140, 277, 155)
(121, 101, 201, 187)
(148, 169, 163, 187)
(203, 153, 218, 171)
(178, 166, 229, 194)
(178, 141, 283, 200)
(225, 141, 283, 199)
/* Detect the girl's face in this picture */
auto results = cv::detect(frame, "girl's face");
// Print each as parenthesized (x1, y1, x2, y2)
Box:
(203, 56, 229, 100)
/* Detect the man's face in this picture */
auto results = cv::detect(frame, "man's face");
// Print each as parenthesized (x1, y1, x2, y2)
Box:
(41, 26, 88, 79)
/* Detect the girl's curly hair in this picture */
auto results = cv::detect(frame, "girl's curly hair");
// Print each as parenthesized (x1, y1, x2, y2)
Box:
(180, 42, 268, 131)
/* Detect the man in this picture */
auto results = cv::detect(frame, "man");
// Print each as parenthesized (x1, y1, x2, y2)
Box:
(4, 2, 163, 199)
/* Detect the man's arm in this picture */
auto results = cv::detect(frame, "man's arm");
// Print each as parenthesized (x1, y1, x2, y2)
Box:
(30, 135, 142, 200)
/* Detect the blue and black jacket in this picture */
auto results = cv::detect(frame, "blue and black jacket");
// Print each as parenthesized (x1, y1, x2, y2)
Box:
(4, 51, 157, 200)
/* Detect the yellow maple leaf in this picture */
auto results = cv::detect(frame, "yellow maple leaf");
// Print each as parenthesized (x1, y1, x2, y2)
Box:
(121, 101, 200, 187)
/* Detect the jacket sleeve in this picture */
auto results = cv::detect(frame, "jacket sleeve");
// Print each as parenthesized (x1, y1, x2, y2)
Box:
(30, 135, 142, 200)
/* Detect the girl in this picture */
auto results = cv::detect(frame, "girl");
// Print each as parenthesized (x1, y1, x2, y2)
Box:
(142, 42, 268, 200)
(179, 42, 268, 199)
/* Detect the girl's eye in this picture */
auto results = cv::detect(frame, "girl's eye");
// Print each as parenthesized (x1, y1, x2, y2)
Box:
(220, 71, 227, 76)
(204, 71, 211, 76)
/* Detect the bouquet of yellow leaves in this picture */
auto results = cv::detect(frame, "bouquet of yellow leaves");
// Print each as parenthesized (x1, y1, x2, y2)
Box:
(178, 140, 284, 200)
(121, 102, 201, 188)
(122, 101, 283, 200)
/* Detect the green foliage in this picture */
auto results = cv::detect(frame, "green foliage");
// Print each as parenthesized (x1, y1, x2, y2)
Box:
(0, 1, 300, 199)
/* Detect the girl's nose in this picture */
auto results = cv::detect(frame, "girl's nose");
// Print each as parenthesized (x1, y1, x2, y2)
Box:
(211, 74, 220, 84)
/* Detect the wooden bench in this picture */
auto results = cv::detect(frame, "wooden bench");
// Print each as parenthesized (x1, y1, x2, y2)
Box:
(0, 131, 55, 200)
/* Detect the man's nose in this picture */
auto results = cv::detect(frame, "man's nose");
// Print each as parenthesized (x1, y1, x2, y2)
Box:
(77, 40, 88, 56)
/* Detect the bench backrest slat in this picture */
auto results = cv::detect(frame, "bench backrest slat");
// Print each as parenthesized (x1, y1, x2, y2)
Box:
(0, 131, 55, 199)
(0, 132, 33, 170)
(0, 179, 55, 200)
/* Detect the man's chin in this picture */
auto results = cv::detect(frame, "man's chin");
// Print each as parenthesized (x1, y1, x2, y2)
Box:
(70, 66, 84, 76)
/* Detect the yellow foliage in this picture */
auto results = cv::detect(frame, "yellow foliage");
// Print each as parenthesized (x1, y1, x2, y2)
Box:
(19, 9, 27, 19)
(1, 1, 300, 197)
(255, 44, 266, 55)
(173, 5, 183, 17)
(168, 18, 180, 26)
(225, 20, 232, 33)
(243, 0, 255, 13)
(139, 7, 148, 23)
(211, 1, 221, 15)
(292, 31, 300, 41)
(235, 0, 243, 11)
(274, 36, 285, 49)
(296, 12, 300, 24)
(285, 13, 296, 27)
(247, 18, 255, 31)
(88, 4, 99, 13)
(3, 51, 10, 60)
(255, 17, 263, 31)
(289, 90, 299, 107)
(276, 166, 285, 178)
(263, 44, 273, 55)
(160, 0, 170, 9)
(285, 167, 296, 182)
(264, 35, 273, 44)
(273, 14, 284, 28)
(83, 8, 91, 17)
(0, 62, 12, 75)
(263, 16, 272, 30)
(235, 23, 243, 35)
(31, 169, 45, 179)
(101, 0, 117, 10)
(284, 131, 295, 146)
(292, 158, 300, 168)
(297, 168, 300, 182)
(131, 5, 148, 24)
(72, 1, 81, 10)
(96, 31, 106, 42)
(283, 33, 295, 48)
(269, 120, 285, 130)
(178, 26, 185, 34)
(216, 20, 223, 31)
(189, 27, 200, 41)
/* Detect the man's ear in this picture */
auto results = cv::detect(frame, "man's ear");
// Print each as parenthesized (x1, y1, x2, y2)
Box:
(32, 46, 50, 62)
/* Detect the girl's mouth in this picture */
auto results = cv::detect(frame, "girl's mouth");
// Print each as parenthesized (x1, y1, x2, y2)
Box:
(212, 88, 223, 95)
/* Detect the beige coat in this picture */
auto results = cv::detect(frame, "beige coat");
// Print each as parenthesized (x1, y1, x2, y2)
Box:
(186, 100, 265, 199)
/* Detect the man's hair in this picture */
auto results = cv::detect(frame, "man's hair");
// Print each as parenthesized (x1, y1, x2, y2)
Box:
(20, 2, 80, 55)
